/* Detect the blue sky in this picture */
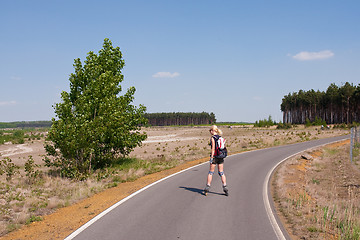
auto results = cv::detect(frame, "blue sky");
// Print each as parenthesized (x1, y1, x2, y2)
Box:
(1, 1, 359, 122)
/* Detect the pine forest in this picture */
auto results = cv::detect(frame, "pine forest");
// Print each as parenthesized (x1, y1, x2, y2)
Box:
(144, 112, 216, 126)
(281, 82, 360, 124)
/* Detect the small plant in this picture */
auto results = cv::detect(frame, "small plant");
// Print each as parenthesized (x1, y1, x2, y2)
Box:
(312, 178, 320, 185)
(0, 157, 20, 181)
(24, 156, 43, 183)
(307, 226, 318, 232)
(323, 206, 329, 225)
(26, 215, 43, 224)
(274, 139, 281, 146)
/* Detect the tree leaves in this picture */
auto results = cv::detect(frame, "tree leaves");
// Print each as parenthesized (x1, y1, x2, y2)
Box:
(45, 39, 147, 179)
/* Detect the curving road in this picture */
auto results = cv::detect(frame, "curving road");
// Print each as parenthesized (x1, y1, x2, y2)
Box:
(66, 135, 348, 240)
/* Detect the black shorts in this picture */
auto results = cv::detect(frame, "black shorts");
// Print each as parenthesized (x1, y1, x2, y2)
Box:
(212, 157, 224, 165)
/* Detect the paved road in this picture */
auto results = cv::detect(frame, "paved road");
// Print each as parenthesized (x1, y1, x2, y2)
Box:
(66, 135, 348, 240)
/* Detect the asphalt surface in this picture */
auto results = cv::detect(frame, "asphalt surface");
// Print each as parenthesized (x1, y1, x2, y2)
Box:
(67, 135, 348, 240)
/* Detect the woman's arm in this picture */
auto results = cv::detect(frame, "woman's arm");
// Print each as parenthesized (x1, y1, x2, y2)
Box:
(211, 137, 215, 158)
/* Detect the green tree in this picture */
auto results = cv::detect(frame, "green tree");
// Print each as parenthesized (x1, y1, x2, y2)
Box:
(44, 39, 147, 179)
(254, 115, 275, 127)
(339, 82, 355, 123)
(281, 82, 360, 125)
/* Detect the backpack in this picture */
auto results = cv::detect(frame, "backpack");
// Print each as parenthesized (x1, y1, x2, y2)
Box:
(213, 135, 227, 159)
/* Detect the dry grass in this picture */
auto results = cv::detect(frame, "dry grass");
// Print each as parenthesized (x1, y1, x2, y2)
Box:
(273, 141, 360, 239)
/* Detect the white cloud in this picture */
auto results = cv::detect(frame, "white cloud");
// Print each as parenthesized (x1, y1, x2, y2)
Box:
(0, 101, 16, 106)
(10, 76, 22, 81)
(152, 72, 180, 78)
(252, 96, 262, 101)
(292, 50, 334, 61)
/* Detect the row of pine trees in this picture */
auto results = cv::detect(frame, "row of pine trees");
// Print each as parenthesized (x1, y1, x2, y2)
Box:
(145, 112, 216, 126)
(0, 121, 52, 129)
(281, 82, 359, 124)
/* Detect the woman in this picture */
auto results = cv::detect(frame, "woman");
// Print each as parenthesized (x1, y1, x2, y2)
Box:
(204, 125, 228, 196)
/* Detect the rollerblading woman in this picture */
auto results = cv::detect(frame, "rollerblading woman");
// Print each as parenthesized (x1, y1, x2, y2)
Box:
(204, 125, 228, 196)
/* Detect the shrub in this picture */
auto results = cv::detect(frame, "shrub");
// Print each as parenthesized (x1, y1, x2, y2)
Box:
(305, 117, 327, 127)
(0, 157, 20, 181)
(277, 122, 292, 129)
(254, 115, 275, 128)
(24, 156, 43, 183)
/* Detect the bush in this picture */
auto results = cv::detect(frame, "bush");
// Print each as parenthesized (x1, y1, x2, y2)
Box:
(0, 157, 20, 181)
(0, 130, 26, 144)
(277, 122, 292, 129)
(24, 156, 43, 183)
(305, 117, 327, 127)
(254, 115, 276, 128)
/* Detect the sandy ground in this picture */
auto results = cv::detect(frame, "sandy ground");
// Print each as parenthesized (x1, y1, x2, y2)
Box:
(0, 126, 349, 240)
(0, 141, 44, 165)
(272, 139, 360, 239)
